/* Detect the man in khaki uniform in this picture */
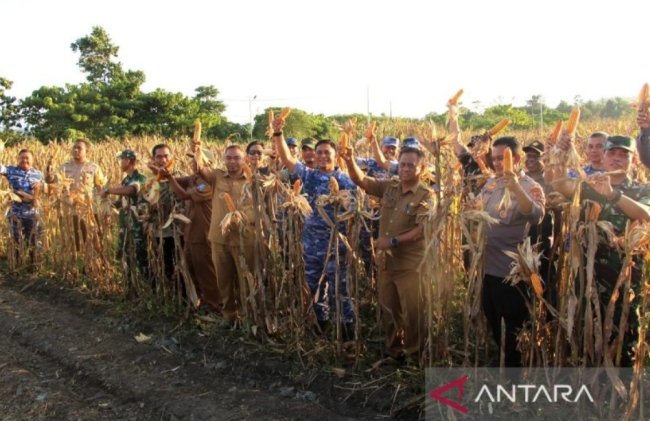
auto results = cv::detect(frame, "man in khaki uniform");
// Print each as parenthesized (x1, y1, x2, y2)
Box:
(46, 139, 107, 250)
(193, 143, 255, 326)
(343, 144, 433, 360)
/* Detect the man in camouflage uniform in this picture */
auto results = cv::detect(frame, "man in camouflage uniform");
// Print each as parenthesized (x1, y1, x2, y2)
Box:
(554, 135, 650, 366)
(45, 138, 107, 251)
(100, 149, 147, 277)
(344, 145, 433, 360)
(272, 119, 356, 334)
(479, 137, 546, 366)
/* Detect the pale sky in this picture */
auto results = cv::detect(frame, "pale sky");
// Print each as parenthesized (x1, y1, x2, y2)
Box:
(2, 0, 648, 125)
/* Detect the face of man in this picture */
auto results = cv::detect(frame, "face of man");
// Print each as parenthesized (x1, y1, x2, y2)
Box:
(72, 141, 87, 163)
(397, 151, 422, 184)
(302, 147, 315, 168)
(604, 148, 631, 173)
(18, 152, 33, 171)
(586, 136, 606, 166)
(491, 144, 520, 177)
(524, 151, 544, 175)
(288, 144, 299, 159)
(154, 146, 172, 169)
(120, 157, 134, 172)
(315, 144, 336, 171)
(246, 144, 264, 168)
(224, 147, 244, 175)
(382, 144, 397, 161)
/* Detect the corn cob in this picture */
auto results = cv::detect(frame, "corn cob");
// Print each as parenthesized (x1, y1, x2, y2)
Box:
(224, 192, 236, 212)
(588, 201, 601, 222)
(488, 118, 510, 137)
(279, 107, 291, 122)
(530, 273, 544, 297)
(565, 107, 581, 136)
(329, 177, 339, 194)
(242, 163, 253, 181)
(447, 89, 464, 106)
(365, 121, 376, 140)
(192, 119, 201, 143)
(292, 179, 302, 194)
(549, 120, 563, 145)
(638, 83, 649, 112)
(268, 110, 274, 124)
(503, 147, 513, 173)
(476, 156, 490, 174)
(339, 132, 349, 151)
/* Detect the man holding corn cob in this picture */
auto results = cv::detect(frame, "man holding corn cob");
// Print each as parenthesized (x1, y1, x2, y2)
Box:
(479, 137, 546, 367)
(342, 138, 433, 361)
(636, 109, 650, 169)
(551, 135, 650, 366)
(271, 114, 357, 335)
(192, 142, 255, 327)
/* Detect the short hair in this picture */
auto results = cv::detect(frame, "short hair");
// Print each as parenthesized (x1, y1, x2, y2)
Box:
(18, 148, 32, 156)
(315, 139, 337, 151)
(152, 143, 170, 157)
(225, 144, 243, 154)
(399, 147, 424, 160)
(74, 138, 90, 148)
(492, 136, 521, 155)
(588, 131, 609, 140)
(246, 140, 264, 154)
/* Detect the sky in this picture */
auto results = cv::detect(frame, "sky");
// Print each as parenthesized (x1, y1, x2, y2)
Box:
(2, 0, 649, 125)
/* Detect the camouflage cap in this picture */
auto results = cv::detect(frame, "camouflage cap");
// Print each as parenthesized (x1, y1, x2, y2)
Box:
(118, 149, 137, 160)
(523, 140, 544, 155)
(605, 135, 635, 152)
(301, 137, 316, 150)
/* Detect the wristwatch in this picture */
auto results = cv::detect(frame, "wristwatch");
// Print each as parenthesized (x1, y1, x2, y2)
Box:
(390, 237, 399, 248)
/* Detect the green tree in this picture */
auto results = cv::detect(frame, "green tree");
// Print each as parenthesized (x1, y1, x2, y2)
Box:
(0, 77, 21, 131)
(70, 26, 120, 83)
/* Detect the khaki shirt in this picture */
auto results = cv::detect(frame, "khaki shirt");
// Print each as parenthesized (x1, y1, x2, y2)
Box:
(365, 177, 433, 271)
(479, 171, 545, 278)
(177, 175, 213, 244)
(55, 161, 107, 193)
(205, 169, 255, 245)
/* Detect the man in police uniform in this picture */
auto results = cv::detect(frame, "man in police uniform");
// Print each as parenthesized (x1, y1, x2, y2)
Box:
(479, 137, 546, 366)
(343, 144, 432, 360)
(272, 118, 356, 335)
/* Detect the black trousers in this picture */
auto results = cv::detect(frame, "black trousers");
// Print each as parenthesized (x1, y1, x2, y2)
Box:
(482, 274, 529, 367)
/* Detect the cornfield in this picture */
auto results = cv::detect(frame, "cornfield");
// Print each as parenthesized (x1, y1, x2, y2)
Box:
(0, 111, 649, 418)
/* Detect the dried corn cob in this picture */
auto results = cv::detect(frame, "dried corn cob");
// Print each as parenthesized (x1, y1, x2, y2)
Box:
(365, 121, 376, 140)
(488, 118, 510, 137)
(638, 83, 649, 112)
(549, 120, 563, 145)
(268, 110, 274, 124)
(329, 177, 339, 194)
(192, 119, 202, 143)
(476, 156, 490, 174)
(279, 107, 291, 122)
(503, 147, 513, 173)
(292, 179, 302, 194)
(530, 273, 544, 297)
(242, 163, 253, 181)
(588, 201, 602, 222)
(565, 107, 581, 136)
(447, 89, 464, 106)
(224, 192, 236, 212)
(339, 132, 349, 151)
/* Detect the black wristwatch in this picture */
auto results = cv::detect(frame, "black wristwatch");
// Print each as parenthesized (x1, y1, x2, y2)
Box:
(390, 237, 399, 248)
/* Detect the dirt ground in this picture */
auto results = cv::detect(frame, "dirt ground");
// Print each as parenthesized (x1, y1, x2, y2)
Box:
(0, 275, 419, 420)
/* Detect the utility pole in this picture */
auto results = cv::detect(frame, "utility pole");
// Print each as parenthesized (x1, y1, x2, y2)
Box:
(249, 95, 257, 140)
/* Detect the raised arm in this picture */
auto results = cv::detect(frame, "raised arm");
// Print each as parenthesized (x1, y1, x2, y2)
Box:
(636, 110, 650, 169)
(340, 144, 369, 191)
(271, 117, 298, 173)
(370, 136, 391, 171)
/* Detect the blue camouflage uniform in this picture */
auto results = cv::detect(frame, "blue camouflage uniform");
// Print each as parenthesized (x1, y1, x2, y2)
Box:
(356, 158, 394, 180)
(292, 161, 356, 323)
(0, 165, 43, 243)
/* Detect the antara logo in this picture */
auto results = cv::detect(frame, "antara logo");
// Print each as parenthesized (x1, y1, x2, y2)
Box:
(429, 375, 595, 414)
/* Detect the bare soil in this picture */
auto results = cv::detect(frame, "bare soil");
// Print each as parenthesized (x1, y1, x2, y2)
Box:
(0, 275, 418, 420)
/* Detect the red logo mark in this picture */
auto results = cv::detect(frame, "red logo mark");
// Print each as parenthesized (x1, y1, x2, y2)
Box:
(429, 375, 469, 414)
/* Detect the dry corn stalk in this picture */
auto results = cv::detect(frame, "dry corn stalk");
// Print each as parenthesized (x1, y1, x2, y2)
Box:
(504, 237, 544, 298)
(637, 83, 649, 113)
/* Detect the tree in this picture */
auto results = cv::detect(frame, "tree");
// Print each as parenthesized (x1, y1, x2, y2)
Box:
(70, 26, 120, 83)
(0, 77, 21, 132)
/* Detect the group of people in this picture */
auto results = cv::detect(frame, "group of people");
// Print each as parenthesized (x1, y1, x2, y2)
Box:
(2, 108, 650, 366)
